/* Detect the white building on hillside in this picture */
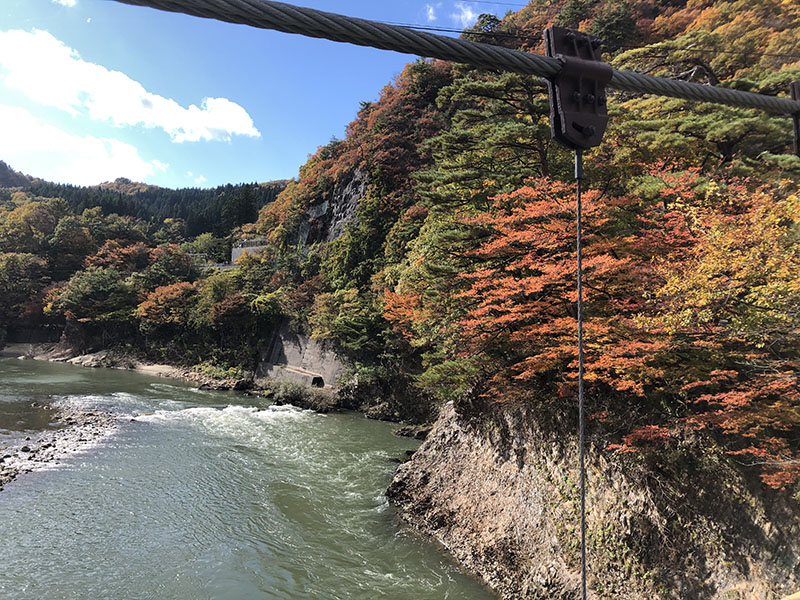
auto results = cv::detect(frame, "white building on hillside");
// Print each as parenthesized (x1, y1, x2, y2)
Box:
(231, 238, 269, 263)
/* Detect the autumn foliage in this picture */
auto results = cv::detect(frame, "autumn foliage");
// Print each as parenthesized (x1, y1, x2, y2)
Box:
(2, 0, 799, 490)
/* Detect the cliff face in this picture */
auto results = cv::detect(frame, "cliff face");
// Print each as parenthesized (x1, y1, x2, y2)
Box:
(256, 320, 342, 390)
(297, 167, 367, 246)
(388, 402, 800, 599)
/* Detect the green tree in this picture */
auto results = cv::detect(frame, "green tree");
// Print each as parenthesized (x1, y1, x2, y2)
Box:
(416, 66, 567, 209)
(0, 197, 68, 254)
(221, 184, 258, 231)
(48, 215, 96, 278)
(588, 3, 641, 50)
(47, 267, 136, 324)
(555, 0, 597, 28)
(129, 244, 199, 292)
(181, 232, 229, 263)
(154, 217, 186, 245)
(0, 252, 49, 341)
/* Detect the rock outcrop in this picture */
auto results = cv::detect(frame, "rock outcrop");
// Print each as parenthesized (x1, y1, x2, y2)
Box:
(297, 167, 367, 246)
(388, 401, 800, 599)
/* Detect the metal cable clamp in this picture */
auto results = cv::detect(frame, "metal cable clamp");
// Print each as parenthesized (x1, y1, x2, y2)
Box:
(545, 26, 612, 150)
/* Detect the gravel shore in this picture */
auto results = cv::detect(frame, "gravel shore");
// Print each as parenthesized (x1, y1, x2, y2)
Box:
(0, 403, 117, 492)
(0, 343, 243, 492)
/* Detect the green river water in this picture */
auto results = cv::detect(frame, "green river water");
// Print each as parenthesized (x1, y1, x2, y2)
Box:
(0, 357, 494, 599)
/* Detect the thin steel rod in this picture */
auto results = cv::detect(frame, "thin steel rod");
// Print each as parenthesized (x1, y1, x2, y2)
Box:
(794, 113, 800, 158)
(792, 83, 800, 157)
(575, 148, 587, 600)
(111, 0, 800, 115)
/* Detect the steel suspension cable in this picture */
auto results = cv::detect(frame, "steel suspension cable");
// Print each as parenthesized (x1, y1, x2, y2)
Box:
(112, 0, 800, 116)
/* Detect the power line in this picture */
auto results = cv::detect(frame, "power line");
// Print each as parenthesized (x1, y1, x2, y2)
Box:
(112, 0, 800, 115)
(384, 21, 483, 34)
(295, 2, 800, 60)
(316, 0, 800, 59)
(385, 20, 530, 37)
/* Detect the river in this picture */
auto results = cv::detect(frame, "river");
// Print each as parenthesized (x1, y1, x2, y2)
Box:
(0, 357, 494, 599)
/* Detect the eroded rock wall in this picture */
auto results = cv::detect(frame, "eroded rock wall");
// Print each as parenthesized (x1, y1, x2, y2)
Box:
(388, 401, 800, 599)
(297, 167, 367, 246)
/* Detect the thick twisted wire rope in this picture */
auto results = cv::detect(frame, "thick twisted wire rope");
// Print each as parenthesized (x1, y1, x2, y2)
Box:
(112, 0, 800, 116)
(113, 0, 560, 75)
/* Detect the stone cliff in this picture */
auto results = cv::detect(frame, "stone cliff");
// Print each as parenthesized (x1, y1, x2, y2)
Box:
(388, 401, 800, 599)
(297, 168, 367, 246)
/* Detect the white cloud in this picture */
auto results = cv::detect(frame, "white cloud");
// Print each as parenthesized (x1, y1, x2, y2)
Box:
(0, 29, 260, 143)
(52, 0, 77, 6)
(194, 175, 207, 184)
(0, 105, 167, 185)
(425, 3, 438, 22)
(451, 2, 478, 28)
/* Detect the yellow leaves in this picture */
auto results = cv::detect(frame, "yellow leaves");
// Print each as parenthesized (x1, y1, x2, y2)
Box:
(653, 184, 800, 343)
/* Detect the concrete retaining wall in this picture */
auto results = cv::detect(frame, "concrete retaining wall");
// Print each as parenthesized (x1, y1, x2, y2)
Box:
(255, 320, 343, 390)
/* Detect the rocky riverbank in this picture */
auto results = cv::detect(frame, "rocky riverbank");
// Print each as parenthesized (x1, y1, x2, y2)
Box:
(0, 342, 254, 494)
(388, 401, 800, 600)
(0, 403, 117, 492)
(1, 343, 252, 391)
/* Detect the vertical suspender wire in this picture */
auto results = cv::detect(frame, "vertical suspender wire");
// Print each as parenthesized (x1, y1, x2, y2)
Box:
(574, 148, 587, 600)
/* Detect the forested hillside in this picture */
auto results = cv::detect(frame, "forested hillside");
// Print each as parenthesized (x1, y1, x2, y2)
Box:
(0, 162, 289, 371)
(238, 0, 800, 491)
(2, 0, 799, 499)
(0, 161, 287, 237)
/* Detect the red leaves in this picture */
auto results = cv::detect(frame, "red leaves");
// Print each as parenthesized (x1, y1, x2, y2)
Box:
(619, 425, 672, 451)
(450, 179, 651, 399)
(623, 425, 670, 445)
(209, 293, 252, 329)
(285, 274, 325, 316)
(136, 282, 196, 327)
(384, 289, 424, 340)
(679, 368, 800, 487)
(392, 171, 800, 490)
(84, 240, 150, 274)
(729, 437, 800, 489)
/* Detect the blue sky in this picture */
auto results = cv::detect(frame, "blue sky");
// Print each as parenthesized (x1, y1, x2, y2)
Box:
(0, 0, 518, 188)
